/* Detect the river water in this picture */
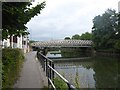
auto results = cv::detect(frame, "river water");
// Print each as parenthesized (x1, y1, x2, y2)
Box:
(46, 50, 119, 88)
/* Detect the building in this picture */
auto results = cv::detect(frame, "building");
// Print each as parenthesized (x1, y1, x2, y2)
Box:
(2, 34, 30, 53)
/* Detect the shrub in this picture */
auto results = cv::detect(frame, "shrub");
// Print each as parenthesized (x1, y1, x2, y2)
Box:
(2, 48, 24, 88)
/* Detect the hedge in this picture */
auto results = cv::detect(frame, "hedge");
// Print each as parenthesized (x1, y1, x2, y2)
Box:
(2, 48, 24, 88)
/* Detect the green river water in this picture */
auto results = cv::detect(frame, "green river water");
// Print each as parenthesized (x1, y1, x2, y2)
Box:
(46, 49, 119, 88)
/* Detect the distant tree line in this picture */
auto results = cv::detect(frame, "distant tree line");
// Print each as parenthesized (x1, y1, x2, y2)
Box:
(64, 9, 120, 51)
(64, 32, 92, 40)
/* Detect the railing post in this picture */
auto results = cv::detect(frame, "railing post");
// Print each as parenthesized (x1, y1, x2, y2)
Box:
(45, 59, 48, 76)
(67, 83, 71, 90)
(49, 61, 52, 80)
(52, 63, 54, 81)
(41, 55, 44, 70)
(43, 59, 45, 71)
(48, 67, 50, 88)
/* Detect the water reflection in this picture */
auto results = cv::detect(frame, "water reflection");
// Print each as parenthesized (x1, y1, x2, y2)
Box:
(54, 56, 118, 88)
(92, 56, 118, 88)
(46, 50, 119, 88)
(55, 62, 95, 88)
(46, 51, 62, 58)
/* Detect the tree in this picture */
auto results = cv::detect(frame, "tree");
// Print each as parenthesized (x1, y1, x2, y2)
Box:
(80, 32, 92, 40)
(115, 12, 120, 50)
(92, 9, 118, 49)
(72, 34, 80, 40)
(2, 2, 46, 40)
(64, 37, 71, 40)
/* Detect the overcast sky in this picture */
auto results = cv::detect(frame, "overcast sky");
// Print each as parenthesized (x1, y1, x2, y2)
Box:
(26, 0, 119, 41)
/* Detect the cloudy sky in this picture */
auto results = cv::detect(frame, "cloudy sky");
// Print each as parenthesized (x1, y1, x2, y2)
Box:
(26, 0, 119, 41)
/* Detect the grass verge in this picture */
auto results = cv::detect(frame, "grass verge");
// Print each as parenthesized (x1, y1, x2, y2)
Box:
(2, 48, 24, 88)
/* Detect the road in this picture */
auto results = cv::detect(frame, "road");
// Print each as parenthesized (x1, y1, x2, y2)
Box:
(14, 51, 48, 88)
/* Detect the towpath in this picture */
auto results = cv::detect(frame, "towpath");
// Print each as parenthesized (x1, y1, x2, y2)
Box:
(14, 51, 48, 88)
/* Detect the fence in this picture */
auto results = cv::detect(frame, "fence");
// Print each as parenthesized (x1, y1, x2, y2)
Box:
(37, 51, 77, 90)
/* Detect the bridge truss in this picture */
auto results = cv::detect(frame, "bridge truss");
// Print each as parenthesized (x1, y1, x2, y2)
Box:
(31, 40, 92, 48)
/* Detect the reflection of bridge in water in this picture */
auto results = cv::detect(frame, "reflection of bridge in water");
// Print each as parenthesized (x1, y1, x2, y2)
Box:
(31, 40, 92, 48)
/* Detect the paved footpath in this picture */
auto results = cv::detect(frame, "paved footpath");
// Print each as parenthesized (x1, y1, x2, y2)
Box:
(14, 51, 48, 88)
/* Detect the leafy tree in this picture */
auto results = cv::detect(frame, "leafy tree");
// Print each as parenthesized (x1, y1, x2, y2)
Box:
(71, 32, 92, 40)
(72, 34, 80, 40)
(2, 2, 46, 40)
(115, 12, 120, 50)
(92, 9, 118, 50)
(80, 32, 92, 40)
(64, 37, 71, 40)
(118, 13, 120, 35)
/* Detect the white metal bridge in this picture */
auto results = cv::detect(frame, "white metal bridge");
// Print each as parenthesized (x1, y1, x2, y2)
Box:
(31, 40, 92, 48)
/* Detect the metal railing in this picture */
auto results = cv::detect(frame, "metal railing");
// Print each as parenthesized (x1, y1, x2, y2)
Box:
(37, 51, 77, 90)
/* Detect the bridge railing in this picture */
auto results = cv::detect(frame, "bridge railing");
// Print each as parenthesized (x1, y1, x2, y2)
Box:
(37, 51, 77, 90)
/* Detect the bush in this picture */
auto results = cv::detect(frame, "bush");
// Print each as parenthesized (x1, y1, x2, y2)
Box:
(2, 48, 24, 88)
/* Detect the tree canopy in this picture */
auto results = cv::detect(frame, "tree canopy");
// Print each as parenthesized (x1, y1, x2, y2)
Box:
(80, 32, 92, 40)
(72, 34, 80, 40)
(64, 37, 71, 40)
(2, 2, 46, 40)
(71, 32, 92, 40)
(92, 9, 119, 50)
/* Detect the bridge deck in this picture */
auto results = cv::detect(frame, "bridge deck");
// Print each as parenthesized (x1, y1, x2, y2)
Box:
(31, 40, 92, 48)
(14, 51, 48, 88)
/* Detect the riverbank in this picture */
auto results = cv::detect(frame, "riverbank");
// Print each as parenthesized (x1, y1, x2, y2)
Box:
(94, 49, 120, 56)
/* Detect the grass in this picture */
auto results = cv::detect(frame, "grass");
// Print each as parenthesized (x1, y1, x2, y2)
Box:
(53, 77, 68, 90)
